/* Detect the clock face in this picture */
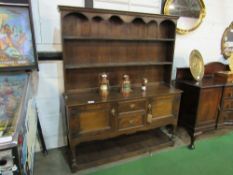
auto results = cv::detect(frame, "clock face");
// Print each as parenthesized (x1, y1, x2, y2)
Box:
(189, 49, 204, 81)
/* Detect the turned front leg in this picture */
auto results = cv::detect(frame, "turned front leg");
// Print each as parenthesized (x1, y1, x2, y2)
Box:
(170, 125, 176, 142)
(70, 145, 78, 172)
(168, 125, 176, 145)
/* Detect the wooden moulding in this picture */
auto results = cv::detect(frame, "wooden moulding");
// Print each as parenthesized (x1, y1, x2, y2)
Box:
(214, 71, 233, 84)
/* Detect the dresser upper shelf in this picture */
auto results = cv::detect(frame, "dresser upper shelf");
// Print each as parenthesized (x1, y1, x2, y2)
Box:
(60, 6, 178, 92)
(63, 36, 175, 42)
(64, 61, 173, 69)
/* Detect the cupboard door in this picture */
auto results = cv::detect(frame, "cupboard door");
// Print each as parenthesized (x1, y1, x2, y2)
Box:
(68, 103, 113, 137)
(147, 95, 180, 123)
(196, 88, 222, 125)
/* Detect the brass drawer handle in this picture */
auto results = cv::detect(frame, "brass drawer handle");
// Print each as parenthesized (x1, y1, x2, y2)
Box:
(147, 104, 153, 123)
(148, 104, 152, 109)
(111, 108, 116, 116)
(130, 104, 135, 109)
(129, 120, 135, 125)
(147, 114, 153, 123)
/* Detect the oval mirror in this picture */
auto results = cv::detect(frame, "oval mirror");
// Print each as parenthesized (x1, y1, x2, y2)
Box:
(164, 0, 206, 34)
(221, 22, 233, 59)
(228, 54, 233, 72)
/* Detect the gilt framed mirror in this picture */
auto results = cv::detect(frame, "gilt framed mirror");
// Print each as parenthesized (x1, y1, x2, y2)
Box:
(221, 22, 233, 59)
(163, 0, 206, 34)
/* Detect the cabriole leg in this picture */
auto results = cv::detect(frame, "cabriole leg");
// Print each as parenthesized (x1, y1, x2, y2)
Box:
(188, 135, 196, 150)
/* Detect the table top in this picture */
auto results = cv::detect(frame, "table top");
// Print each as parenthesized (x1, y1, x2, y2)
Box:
(176, 77, 233, 89)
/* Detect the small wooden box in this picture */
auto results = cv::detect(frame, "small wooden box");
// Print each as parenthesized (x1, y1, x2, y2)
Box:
(214, 71, 233, 84)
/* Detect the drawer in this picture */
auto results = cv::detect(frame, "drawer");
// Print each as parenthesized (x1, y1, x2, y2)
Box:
(118, 99, 146, 113)
(223, 87, 233, 98)
(223, 99, 233, 110)
(76, 103, 111, 111)
(118, 111, 144, 131)
(220, 111, 233, 123)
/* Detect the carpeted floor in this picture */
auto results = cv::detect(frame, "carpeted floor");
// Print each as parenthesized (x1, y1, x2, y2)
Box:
(34, 128, 233, 175)
(87, 132, 233, 175)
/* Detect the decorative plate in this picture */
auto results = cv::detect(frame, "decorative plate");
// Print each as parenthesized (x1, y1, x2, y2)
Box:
(189, 50, 204, 81)
(229, 54, 233, 72)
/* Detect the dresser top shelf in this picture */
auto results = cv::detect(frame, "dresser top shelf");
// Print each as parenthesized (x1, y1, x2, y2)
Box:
(65, 83, 182, 107)
(65, 61, 173, 69)
(63, 36, 175, 42)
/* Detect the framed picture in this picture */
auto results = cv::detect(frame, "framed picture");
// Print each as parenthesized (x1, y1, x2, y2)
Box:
(0, 2, 37, 70)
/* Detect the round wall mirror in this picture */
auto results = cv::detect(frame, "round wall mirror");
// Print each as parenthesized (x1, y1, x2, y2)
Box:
(163, 0, 206, 34)
(221, 22, 233, 59)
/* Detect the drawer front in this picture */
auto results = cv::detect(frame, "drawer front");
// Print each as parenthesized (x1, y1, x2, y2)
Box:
(68, 103, 113, 137)
(222, 111, 233, 122)
(118, 99, 146, 113)
(118, 111, 144, 131)
(220, 111, 233, 123)
(223, 87, 233, 98)
(77, 103, 110, 111)
(223, 99, 233, 110)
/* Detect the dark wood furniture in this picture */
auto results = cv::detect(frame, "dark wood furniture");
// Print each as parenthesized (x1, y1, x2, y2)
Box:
(59, 6, 182, 172)
(217, 68, 233, 127)
(176, 62, 233, 149)
(218, 85, 233, 127)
